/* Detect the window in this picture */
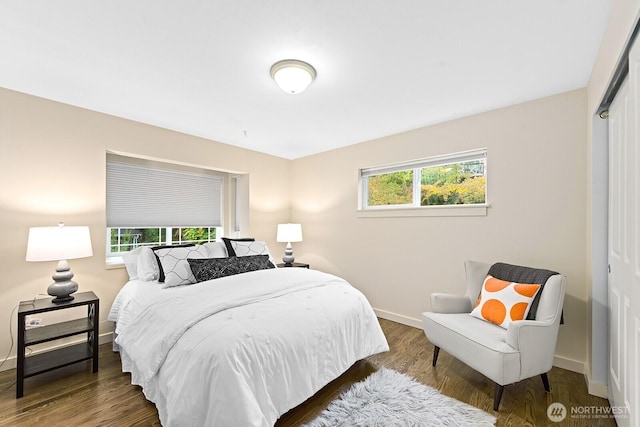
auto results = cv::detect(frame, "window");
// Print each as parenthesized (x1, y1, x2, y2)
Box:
(108, 227, 218, 255)
(106, 153, 225, 259)
(359, 149, 487, 215)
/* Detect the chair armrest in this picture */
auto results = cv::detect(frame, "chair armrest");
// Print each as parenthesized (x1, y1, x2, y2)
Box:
(431, 293, 473, 313)
(506, 319, 559, 379)
(506, 320, 552, 349)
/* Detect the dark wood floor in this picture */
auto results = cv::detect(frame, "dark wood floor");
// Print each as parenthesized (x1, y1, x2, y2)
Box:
(0, 319, 615, 426)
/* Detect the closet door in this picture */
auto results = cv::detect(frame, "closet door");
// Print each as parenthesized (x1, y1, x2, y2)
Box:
(608, 34, 640, 427)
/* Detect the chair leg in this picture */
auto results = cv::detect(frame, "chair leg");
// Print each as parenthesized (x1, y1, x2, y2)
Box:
(541, 372, 550, 392)
(432, 346, 440, 367)
(493, 384, 504, 411)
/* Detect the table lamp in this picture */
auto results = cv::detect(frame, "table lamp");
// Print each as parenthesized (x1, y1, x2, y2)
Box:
(276, 223, 303, 266)
(26, 223, 93, 303)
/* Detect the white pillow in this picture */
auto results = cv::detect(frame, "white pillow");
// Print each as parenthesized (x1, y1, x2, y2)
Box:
(155, 245, 209, 288)
(137, 246, 160, 281)
(203, 241, 228, 258)
(230, 240, 276, 266)
(469, 275, 541, 329)
(122, 247, 142, 280)
(231, 240, 270, 256)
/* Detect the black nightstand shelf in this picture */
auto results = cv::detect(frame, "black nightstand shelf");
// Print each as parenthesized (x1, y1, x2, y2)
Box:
(277, 262, 310, 268)
(17, 291, 99, 398)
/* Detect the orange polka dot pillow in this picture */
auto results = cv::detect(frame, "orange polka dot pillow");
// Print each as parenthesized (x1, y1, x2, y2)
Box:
(470, 275, 542, 329)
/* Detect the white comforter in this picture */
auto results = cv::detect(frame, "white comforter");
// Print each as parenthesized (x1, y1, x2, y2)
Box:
(111, 267, 388, 427)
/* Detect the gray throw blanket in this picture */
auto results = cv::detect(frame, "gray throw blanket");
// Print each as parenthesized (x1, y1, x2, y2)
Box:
(488, 262, 563, 323)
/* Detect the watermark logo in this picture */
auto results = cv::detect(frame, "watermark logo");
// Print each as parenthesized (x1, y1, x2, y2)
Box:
(547, 402, 567, 422)
(547, 402, 629, 421)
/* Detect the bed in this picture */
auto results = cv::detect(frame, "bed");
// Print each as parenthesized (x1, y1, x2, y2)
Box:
(108, 241, 389, 427)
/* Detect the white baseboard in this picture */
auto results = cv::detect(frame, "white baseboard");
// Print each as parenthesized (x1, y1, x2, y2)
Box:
(553, 354, 584, 374)
(374, 308, 422, 329)
(0, 355, 15, 373)
(99, 331, 114, 345)
(583, 362, 609, 399)
(0, 332, 114, 374)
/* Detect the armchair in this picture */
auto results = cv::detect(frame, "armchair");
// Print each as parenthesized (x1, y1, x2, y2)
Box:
(421, 260, 565, 411)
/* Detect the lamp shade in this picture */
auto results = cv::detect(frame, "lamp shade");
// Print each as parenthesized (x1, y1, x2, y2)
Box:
(276, 223, 303, 243)
(270, 60, 316, 94)
(26, 224, 93, 262)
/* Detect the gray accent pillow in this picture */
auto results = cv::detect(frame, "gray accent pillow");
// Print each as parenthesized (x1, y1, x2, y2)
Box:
(188, 255, 275, 282)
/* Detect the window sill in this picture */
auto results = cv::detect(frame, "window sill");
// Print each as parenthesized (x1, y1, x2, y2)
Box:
(356, 204, 489, 218)
(105, 257, 125, 269)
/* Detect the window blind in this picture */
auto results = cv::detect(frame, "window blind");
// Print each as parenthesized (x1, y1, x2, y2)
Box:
(360, 149, 487, 177)
(106, 159, 223, 227)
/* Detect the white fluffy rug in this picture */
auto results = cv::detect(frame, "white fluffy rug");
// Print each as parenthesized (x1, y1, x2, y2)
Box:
(304, 368, 496, 427)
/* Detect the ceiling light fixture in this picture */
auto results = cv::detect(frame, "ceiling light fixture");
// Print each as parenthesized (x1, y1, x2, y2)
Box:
(270, 59, 317, 94)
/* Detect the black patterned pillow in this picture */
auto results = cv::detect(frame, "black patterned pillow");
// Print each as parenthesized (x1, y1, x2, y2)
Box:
(188, 255, 275, 282)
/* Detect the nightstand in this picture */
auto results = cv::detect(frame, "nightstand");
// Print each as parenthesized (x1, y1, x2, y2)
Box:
(16, 291, 99, 398)
(277, 262, 310, 268)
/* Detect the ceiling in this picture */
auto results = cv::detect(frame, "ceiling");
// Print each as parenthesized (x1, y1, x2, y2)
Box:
(0, 1, 613, 159)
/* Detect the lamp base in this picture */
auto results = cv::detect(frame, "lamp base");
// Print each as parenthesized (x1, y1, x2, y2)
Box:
(48, 260, 79, 304)
(282, 242, 295, 265)
(51, 295, 75, 304)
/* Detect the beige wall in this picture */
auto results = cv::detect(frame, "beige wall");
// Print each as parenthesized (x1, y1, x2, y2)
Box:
(3, 1, 637, 379)
(0, 87, 291, 363)
(291, 89, 588, 365)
